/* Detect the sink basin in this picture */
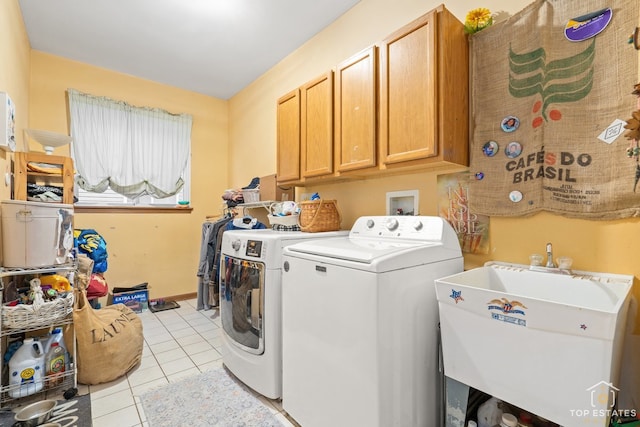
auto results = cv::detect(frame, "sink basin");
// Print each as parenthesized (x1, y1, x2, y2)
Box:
(435, 262, 634, 427)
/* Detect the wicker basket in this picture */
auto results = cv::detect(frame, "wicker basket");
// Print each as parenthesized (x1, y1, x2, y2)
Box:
(299, 199, 341, 232)
(2, 293, 75, 329)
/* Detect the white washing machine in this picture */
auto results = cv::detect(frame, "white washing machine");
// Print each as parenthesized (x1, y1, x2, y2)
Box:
(220, 228, 347, 399)
(281, 216, 463, 427)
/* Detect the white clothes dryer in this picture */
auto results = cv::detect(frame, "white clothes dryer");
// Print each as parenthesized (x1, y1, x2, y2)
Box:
(220, 228, 347, 399)
(281, 216, 463, 427)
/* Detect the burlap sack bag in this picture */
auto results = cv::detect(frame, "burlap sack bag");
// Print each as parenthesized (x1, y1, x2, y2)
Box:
(69, 288, 144, 385)
(468, 0, 640, 219)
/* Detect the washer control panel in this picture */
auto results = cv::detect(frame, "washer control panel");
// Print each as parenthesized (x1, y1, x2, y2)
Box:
(224, 236, 267, 260)
(352, 216, 446, 241)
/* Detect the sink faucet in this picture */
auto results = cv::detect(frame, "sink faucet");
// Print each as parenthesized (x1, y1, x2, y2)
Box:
(545, 242, 556, 268)
(529, 243, 572, 274)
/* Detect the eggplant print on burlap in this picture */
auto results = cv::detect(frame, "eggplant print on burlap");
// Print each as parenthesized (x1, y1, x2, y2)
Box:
(508, 38, 595, 128)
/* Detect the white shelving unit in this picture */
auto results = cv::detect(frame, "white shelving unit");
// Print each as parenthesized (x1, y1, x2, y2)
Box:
(0, 263, 78, 407)
(237, 200, 276, 211)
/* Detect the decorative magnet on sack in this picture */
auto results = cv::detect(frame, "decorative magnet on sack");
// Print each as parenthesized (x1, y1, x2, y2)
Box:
(482, 141, 499, 157)
(501, 116, 520, 132)
(565, 8, 612, 42)
(509, 190, 523, 203)
(505, 141, 522, 159)
(474, 172, 485, 180)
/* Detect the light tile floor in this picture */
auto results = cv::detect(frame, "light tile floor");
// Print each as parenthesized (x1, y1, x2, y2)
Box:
(84, 298, 296, 427)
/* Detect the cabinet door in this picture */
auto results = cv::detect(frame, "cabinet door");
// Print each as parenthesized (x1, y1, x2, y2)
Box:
(379, 11, 438, 165)
(335, 46, 377, 172)
(276, 89, 301, 183)
(301, 71, 334, 178)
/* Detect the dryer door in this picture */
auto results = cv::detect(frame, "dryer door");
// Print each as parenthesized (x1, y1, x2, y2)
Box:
(220, 255, 265, 354)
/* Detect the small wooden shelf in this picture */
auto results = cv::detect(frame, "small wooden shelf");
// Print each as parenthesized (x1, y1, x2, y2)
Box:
(13, 152, 74, 205)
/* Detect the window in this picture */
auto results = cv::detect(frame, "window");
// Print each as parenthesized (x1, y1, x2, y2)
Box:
(67, 89, 192, 207)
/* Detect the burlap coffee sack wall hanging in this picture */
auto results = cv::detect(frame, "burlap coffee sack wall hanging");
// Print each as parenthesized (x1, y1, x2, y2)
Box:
(468, 0, 640, 219)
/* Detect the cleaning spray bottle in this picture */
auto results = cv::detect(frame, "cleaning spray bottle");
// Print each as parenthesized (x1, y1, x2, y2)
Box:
(8, 338, 45, 398)
(45, 342, 66, 387)
(44, 327, 69, 370)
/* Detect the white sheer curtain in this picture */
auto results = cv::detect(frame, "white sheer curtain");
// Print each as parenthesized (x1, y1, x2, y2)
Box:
(67, 89, 192, 200)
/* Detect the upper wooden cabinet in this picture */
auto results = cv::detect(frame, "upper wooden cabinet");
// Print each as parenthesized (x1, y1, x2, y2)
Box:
(379, 6, 468, 170)
(276, 89, 301, 183)
(335, 46, 377, 173)
(301, 71, 334, 178)
(275, 5, 468, 186)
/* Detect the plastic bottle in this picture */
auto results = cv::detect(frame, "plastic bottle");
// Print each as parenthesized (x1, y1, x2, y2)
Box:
(477, 397, 503, 427)
(45, 342, 66, 387)
(44, 327, 69, 369)
(8, 338, 45, 398)
(500, 413, 518, 427)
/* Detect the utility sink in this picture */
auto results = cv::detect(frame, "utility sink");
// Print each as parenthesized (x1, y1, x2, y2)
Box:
(435, 262, 634, 427)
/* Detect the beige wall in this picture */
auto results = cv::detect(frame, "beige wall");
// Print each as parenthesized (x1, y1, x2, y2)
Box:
(28, 51, 229, 301)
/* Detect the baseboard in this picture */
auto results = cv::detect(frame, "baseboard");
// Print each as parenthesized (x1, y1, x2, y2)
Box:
(164, 292, 197, 302)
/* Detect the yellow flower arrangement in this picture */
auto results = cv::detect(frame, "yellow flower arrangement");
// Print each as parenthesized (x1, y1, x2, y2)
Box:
(464, 7, 493, 35)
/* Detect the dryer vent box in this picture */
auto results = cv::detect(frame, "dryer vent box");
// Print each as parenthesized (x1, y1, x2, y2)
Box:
(386, 190, 418, 216)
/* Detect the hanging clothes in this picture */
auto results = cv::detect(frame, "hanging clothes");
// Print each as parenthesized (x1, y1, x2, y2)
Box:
(196, 215, 232, 310)
(225, 216, 267, 231)
(197, 214, 267, 311)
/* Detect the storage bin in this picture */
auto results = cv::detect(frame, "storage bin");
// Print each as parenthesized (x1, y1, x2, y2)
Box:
(267, 213, 299, 227)
(107, 282, 149, 313)
(242, 189, 260, 203)
(260, 174, 295, 201)
(1, 200, 74, 267)
(108, 289, 149, 313)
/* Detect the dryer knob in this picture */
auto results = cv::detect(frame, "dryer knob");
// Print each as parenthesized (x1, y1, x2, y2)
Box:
(385, 218, 399, 231)
(413, 220, 423, 231)
(231, 240, 241, 251)
(366, 219, 375, 229)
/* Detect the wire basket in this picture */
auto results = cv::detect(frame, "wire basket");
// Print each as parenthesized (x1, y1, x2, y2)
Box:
(2, 293, 75, 329)
(299, 199, 341, 232)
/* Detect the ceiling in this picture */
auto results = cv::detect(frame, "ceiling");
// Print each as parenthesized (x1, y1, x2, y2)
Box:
(18, 0, 361, 100)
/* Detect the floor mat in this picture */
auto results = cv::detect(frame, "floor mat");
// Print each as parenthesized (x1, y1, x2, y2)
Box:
(140, 366, 283, 427)
(148, 300, 180, 312)
(0, 393, 92, 427)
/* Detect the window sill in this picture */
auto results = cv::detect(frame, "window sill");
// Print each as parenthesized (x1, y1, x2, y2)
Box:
(73, 205, 193, 214)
